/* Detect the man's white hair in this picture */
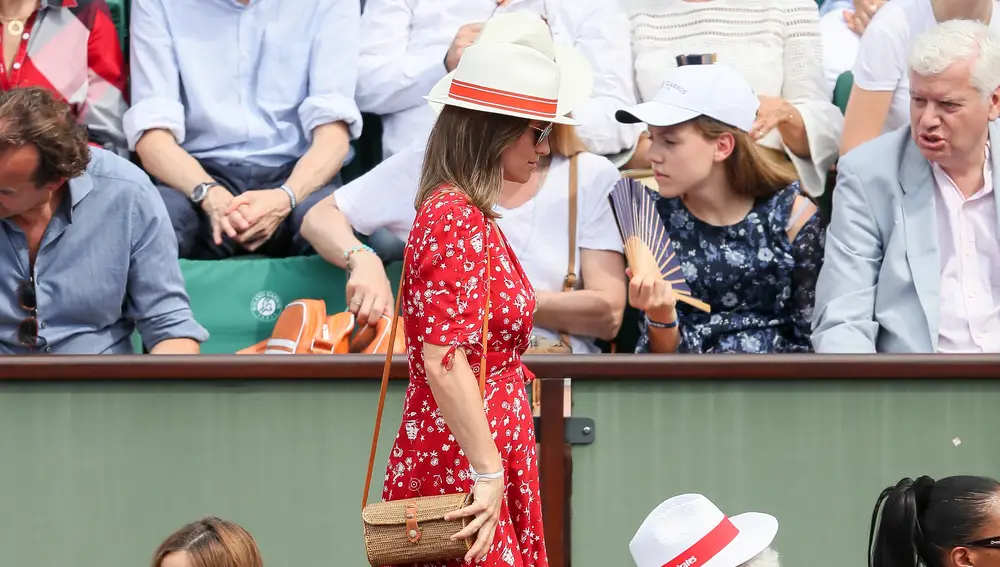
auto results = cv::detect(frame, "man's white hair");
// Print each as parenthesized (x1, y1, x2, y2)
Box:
(738, 547, 781, 567)
(908, 19, 1000, 100)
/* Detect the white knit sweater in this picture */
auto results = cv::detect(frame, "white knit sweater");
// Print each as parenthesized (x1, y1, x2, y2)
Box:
(627, 0, 844, 196)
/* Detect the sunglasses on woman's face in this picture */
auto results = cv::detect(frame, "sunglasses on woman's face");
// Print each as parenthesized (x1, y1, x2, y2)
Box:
(17, 278, 37, 348)
(529, 123, 553, 146)
(965, 536, 1000, 548)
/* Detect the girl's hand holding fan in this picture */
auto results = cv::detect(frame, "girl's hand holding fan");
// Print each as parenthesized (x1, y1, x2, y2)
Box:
(608, 178, 711, 313)
(626, 267, 677, 322)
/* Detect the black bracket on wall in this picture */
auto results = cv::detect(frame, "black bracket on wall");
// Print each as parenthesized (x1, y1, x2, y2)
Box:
(532, 416, 596, 445)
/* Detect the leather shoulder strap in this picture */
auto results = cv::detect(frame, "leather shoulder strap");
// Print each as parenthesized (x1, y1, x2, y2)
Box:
(555, 154, 579, 347)
(564, 153, 579, 294)
(362, 215, 492, 510)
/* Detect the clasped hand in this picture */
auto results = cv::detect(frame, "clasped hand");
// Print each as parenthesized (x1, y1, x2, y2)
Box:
(201, 187, 292, 251)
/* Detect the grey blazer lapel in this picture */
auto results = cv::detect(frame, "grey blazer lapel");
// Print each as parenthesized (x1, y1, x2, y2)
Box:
(991, 122, 1000, 234)
(899, 134, 941, 349)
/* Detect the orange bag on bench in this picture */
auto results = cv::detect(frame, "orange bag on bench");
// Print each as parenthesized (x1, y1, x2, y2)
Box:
(236, 299, 404, 355)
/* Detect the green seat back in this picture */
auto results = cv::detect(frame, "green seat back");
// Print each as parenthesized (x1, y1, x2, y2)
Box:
(833, 70, 853, 115)
(106, 0, 129, 64)
(134, 256, 403, 354)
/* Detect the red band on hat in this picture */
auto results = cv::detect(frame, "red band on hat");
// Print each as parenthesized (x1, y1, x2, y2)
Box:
(448, 79, 558, 119)
(661, 518, 740, 567)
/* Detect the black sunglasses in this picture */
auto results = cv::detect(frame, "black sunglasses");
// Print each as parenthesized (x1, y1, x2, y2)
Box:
(965, 536, 1000, 548)
(17, 278, 37, 348)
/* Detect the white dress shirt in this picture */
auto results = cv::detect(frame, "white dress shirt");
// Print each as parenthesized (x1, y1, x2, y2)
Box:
(125, 0, 363, 168)
(932, 145, 1000, 353)
(356, 0, 641, 160)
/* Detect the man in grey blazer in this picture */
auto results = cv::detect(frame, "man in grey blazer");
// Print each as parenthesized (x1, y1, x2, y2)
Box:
(813, 20, 1000, 353)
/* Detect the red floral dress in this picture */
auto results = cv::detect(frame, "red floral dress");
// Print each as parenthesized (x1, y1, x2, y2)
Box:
(381, 189, 544, 567)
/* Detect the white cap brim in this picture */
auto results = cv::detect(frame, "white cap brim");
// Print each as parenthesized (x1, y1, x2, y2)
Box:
(616, 100, 701, 128)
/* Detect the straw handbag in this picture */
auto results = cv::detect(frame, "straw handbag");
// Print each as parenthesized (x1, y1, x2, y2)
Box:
(361, 221, 493, 567)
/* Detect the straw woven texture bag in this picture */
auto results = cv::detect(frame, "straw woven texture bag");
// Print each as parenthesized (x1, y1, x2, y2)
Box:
(361, 218, 493, 567)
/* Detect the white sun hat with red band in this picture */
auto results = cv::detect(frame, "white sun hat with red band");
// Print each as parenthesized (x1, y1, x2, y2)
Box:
(424, 12, 593, 125)
(630, 494, 779, 567)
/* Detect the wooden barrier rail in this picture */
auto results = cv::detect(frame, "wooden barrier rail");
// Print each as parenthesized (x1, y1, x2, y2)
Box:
(4, 353, 1000, 380)
(3, 354, 1000, 567)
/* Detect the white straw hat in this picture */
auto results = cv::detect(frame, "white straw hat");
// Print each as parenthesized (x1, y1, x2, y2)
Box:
(616, 64, 760, 133)
(425, 12, 593, 125)
(630, 494, 778, 567)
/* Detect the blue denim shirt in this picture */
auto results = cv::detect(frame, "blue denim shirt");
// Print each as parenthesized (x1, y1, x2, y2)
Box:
(0, 148, 209, 354)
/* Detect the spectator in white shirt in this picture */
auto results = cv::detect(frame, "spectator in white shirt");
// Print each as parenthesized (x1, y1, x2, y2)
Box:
(125, 0, 361, 260)
(356, 0, 641, 164)
(839, 0, 998, 155)
(301, 121, 628, 354)
(623, 0, 843, 198)
(814, 20, 1000, 353)
(818, 0, 888, 99)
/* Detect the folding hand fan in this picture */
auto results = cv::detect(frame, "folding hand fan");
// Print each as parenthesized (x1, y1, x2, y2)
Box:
(608, 178, 711, 313)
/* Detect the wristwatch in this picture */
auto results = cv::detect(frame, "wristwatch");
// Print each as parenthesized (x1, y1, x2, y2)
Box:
(190, 181, 222, 204)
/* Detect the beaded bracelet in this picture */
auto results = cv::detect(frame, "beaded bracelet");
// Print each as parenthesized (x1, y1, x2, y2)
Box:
(344, 244, 376, 263)
(278, 184, 298, 210)
(645, 315, 678, 329)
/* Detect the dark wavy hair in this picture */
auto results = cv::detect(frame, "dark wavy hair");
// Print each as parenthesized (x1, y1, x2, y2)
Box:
(869, 475, 1000, 567)
(0, 86, 90, 187)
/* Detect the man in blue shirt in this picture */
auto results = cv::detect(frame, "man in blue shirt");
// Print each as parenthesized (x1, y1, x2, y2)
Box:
(125, 0, 362, 260)
(0, 87, 208, 354)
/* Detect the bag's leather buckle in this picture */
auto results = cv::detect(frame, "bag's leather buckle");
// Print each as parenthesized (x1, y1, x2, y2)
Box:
(405, 501, 421, 543)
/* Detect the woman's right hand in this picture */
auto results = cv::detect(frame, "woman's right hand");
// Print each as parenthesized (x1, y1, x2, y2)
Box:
(627, 268, 677, 322)
(445, 475, 504, 563)
(345, 250, 393, 326)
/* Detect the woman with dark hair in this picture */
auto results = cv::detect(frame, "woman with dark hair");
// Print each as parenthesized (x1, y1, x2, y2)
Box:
(870, 476, 1000, 567)
(152, 517, 264, 567)
(375, 12, 593, 567)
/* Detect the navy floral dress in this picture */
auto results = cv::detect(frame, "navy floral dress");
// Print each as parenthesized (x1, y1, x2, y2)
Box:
(635, 183, 825, 354)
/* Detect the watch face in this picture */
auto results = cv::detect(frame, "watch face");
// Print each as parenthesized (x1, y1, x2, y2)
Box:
(191, 184, 208, 202)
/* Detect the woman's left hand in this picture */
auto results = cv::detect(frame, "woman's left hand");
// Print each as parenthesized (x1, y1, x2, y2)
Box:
(750, 97, 799, 141)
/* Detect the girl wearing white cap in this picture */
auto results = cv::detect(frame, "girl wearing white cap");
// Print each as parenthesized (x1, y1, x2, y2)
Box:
(376, 13, 593, 567)
(616, 64, 824, 354)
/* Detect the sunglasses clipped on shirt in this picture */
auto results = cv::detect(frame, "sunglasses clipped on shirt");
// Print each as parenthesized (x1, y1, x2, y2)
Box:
(17, 277, 38, 348)
(529, 122, 553, 146)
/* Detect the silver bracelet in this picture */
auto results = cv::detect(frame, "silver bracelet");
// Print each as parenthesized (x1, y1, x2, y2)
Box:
(469, 465, 503, 482)
(278, 184, 298, 210)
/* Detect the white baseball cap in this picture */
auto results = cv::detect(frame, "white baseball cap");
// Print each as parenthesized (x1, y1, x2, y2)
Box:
(615, 64, 760, 133)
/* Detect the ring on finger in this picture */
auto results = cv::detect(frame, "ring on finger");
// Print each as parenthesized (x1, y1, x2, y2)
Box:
(351, 298, 363, 305)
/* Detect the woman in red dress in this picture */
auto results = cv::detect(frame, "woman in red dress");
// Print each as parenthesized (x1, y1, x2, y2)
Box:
(377, 13, 593, 567)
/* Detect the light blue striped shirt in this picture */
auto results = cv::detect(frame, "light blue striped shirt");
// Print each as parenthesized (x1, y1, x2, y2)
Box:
(0, 148, 208, 354)
(124, 0, 362, 167)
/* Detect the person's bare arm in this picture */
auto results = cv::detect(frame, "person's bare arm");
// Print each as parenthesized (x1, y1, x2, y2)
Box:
(149, 338, 200, 354)
(301, 198, 393, 326)
(301, 196, 368, 269)
(533, 249, 626, 341)
(281, 122, 352, 203)
(423, 344, 501, 472)
(840, 86, 894, 155)
(134, 129, 214, 197)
